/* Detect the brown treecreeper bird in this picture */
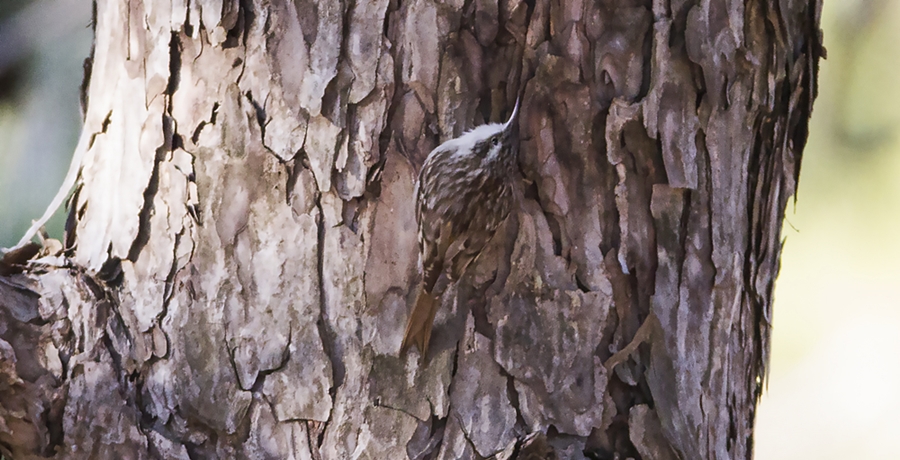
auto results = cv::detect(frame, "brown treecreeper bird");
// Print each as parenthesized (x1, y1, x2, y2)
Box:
(400, 99, 521, 357)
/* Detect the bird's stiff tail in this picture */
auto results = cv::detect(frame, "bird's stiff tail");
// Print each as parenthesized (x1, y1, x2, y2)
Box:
(400, 286, 439, 357)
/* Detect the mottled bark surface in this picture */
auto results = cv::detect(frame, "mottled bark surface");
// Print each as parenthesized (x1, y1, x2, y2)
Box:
(0, 0, 822, 459)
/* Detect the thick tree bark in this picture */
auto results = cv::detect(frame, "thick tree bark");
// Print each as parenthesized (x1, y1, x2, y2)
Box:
(0, 0, 822, 459)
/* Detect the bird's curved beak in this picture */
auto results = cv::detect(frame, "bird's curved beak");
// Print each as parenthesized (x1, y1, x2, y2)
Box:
(502, 97, 520, 142)
(503, 97, 520, 132)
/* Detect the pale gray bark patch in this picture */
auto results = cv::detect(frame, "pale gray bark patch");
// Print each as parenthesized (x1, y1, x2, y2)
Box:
(362, 151, 419, 354)
(243, 400, 314, 460)
(435, 414, 476, 460)
(369, 348, 454, 423)
(451, 315, 516, 457)
(62, 359, 149, 457)
(642, 19, 700, 189)
(336, 48, 393, 200)
(305, 114, 343, 192)
(269, 0, 343, 117)
(629, 404, 680, 460)
(346, 0, 390, 104)
(397, 0, 441, 103)
(241, 4, 310, 161)
(437, 30, 482, 141)
(71, 0, 171, 271)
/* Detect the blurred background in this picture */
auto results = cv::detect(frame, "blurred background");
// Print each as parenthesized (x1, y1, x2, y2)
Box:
(754, 1, 900, 458)
(0, 0, 897, 458)
(0, 0, 90, 247)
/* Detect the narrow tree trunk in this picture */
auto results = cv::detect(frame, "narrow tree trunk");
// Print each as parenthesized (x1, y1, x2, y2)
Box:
(0, 0, 822, 459)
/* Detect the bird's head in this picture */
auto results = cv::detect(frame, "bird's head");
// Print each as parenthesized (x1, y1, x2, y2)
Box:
(455, 98, 520, 163)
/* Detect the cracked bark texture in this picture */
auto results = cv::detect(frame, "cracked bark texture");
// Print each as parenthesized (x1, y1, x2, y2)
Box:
(0, 0, 822, 459)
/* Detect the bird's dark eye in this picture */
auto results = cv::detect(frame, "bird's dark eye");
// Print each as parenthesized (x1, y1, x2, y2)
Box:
(491, 137, 500, 147)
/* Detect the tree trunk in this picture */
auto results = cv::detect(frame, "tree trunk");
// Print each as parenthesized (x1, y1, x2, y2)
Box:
(0, 0, 822, 459)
